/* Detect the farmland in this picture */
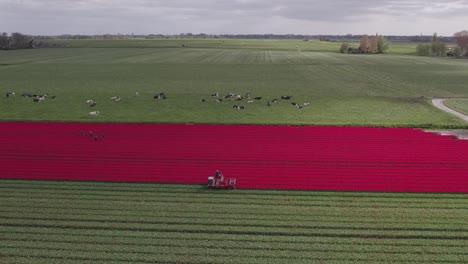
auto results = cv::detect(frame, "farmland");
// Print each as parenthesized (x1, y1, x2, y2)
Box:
(1, 39, 468, 127)
(0, 180, 467, 263)
(1, 38, 468, 263)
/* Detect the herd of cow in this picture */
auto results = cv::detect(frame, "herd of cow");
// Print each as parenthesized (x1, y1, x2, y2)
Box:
(5, 90, 311, 116)
(6, 91, 56, 102)
(205, 92, 310, 110)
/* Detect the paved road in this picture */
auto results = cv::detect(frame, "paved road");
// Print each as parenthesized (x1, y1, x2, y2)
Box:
(432, 98, 468, 122)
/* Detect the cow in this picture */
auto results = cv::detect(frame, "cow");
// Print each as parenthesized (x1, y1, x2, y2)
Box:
(253, 97, 262, 100)
(211, 92, 219, 97)
(154, 93, 166, 100)
(281, 96, 292, 100)
(5, 92, 15, 98)
(111, 96, 122, 102)
(89, 111, 100, 116)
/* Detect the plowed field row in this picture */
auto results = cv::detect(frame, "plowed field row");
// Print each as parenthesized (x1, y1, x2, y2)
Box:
(0, 180, 466, 263)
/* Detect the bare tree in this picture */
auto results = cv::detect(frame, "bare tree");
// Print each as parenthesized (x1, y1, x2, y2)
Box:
(0, 33, 33, 50)
(0, 32, 10, 49)
(369, 36, 378, 53)
(359, 35, 369, 53)
(453, 30, 468, 54)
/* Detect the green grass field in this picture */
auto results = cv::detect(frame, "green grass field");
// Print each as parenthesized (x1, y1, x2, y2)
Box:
(0, 180, 466, 263)
(444, 100, 468, 116)
(1, 41, 468, 127)
(45, 38, 419, 55)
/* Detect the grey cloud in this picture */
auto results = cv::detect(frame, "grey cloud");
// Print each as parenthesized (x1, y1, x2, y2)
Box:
(0, 0, 467, 34)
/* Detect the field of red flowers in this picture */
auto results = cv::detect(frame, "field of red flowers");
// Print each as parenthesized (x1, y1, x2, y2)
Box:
(1, 122, 467, 193)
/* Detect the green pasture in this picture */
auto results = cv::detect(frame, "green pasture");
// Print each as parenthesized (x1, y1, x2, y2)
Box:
(444, 100, 468, 116)
(0, 180, 466, 263)
(1, 46, 468, 127)
(43, 38, 420, 55)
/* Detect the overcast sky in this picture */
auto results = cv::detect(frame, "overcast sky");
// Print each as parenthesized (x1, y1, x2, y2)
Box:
(1, 0, 467, 36)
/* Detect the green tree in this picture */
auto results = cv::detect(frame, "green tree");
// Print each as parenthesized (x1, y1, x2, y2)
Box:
(377, 36, 390, 53)
(416, 44, 431, 56)
(339, 43, 349, 54)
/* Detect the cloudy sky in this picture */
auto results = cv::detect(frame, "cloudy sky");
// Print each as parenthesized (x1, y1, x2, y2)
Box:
(1, 0, 467, 36)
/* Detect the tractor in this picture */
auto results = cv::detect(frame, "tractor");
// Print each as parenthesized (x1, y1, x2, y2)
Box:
(207, 170, 236, 190)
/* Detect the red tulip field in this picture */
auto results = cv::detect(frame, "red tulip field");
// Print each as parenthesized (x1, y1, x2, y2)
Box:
(1, 122, 467, 193)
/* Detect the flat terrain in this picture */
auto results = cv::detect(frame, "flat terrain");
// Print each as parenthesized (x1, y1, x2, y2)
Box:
(0, 180, 466, 263)
(1, 39, 468, 127)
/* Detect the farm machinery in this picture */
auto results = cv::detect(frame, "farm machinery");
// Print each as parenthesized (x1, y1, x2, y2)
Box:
(207, 170, 236, 190)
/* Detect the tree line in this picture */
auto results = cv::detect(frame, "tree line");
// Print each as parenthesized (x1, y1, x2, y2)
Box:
(339, 35, 390, 54)
(416, 30, 468, 57)
(0, 33, 33, 50)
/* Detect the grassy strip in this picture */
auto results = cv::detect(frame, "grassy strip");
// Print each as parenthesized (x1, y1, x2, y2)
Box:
(2, 226, 466, 248)
(0, 243, 466, 263)
(0, 212, 466, 232)
(444, 100, 468, 116)
(2, 180, 466, 199)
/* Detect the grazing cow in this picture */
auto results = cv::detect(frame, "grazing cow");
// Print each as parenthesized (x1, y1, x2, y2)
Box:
(267, 101, 272, 106)
(247, 100, 255, 103)
(291, 102, 297, 106)
(232, 105, 245, 110)
(281, 96, 292, 100)
(246, 93, 251, 99)
(22, 93, 32, 97)
(154, 93, 166, 100)
(201, 99, 206, 102)
(211, 92, 219, 97)
(86, 99, 95, 104)
(295, 104, 303, 109)
(33, 95, 46, 102)
(6, 92, 15, 98)
(89, 111, 100, 116)
(254, 97, 262, 100)
(216, 99, 223, 103)
(303, 102, 310, 106)
(111, 96, 122, 102)
(272, 99, 278, 103)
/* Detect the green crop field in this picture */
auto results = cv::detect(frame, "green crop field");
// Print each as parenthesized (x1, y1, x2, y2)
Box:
(1, 39, 468, 127)
(0, 180, 466, 263)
